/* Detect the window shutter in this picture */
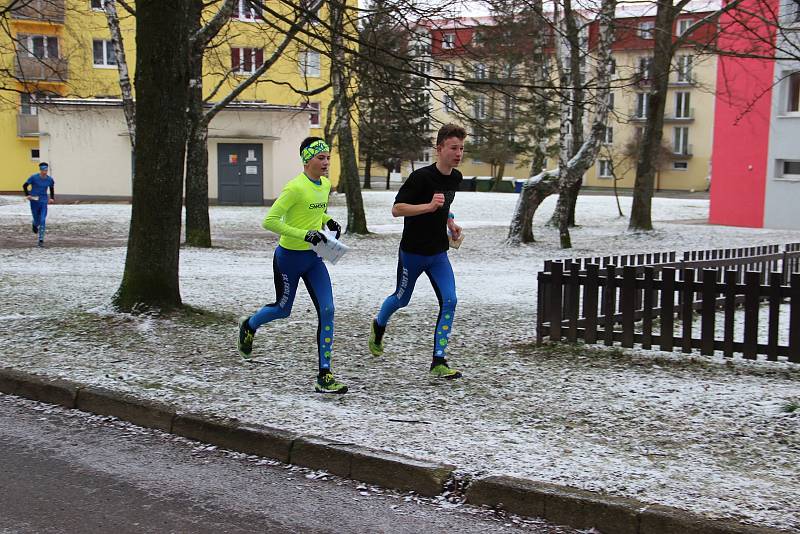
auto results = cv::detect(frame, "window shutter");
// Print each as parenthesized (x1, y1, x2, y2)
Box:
(93, 40, 104, 65)
(243, 48, 253, 73)
(231, 48, 240, 72)
(47, 37, 59, 59)
(255, 48, 264, 68)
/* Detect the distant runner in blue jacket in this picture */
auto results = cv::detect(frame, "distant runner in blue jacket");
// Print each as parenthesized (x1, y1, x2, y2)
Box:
(23, 162, 55, 247)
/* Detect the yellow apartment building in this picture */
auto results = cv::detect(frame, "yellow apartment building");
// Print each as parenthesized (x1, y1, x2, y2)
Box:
(0, 0, 342, 202)
(390, 11, 716, 192)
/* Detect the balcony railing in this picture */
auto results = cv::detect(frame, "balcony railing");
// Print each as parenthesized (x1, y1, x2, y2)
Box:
(17, 114, 39, 137)
(15, 56, 68, 82)
(10, 0, 65, 23)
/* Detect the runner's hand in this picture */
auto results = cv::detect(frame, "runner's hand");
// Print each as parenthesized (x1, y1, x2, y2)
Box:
(304, 230, 328, 245)
(325, 219, 342, 239)
(429, 193, 445, 212)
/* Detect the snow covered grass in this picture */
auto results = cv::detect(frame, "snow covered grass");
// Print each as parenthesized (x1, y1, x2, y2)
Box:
(1, 191, 799, 530)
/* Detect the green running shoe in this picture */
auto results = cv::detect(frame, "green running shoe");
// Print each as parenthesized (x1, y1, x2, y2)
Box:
(369, 319, 385, 356)
(237, 316, 255, 358)
(429, 361, 462, 380)
(315, 371, 348, 394)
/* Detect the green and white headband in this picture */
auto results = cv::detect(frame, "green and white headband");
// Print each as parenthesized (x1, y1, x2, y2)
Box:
(301, 140, 330, 164)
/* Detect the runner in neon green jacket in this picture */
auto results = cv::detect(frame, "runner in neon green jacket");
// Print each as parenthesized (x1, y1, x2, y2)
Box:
(237, 137, 347, 394)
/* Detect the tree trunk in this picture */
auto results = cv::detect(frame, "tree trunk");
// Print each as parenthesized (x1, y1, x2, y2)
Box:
(385, 166, 391, 190)
(184, 9, 212, 248)
(629, 0, 673, 231)
(338, 112, 368, 233)
(103, 0, 135, 146)
(507, 170, 559, 245)
(363, 152, 372, 189)
(330, 0, 367, 233)
(185, 122, 211, 247)
(113, 0, 191, 312)
(489, 161, 506, 192)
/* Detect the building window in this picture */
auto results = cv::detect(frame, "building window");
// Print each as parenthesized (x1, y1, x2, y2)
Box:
(90, 0, 107, 9)
(21, 93, 40, 115)
(638, 21, 655, 39)
(598, 159, 612, 178)
(636, 93, 650, 118)
(676, 55, 693, 83)
(474, 63, 487, 80)
(303, 102, 320, 128)
(788, 72, 800, 112)
(231, 47, 264, 74)
(21, 35, 59, 59)
(782, 160, 800, 178)
(676, 18, 693, 36)
(793, 0, 800, 22)
(92, 39, 116, 67)
(442, 63, 455, 79)
(442, 33, 455, 49)
(472, 30, 484, 46)
(299, 50, 320, 78)
(673, 161, 689, 170)
(474, 95, 486, 119)
(603, 126, 613, 144)
(675, 91, 691, 118)
(607, 92, 615, 111)
(673, 126, 689, 154)
(637, 56, 653, 82)
(415, 61, 431, 86)
(31, 148, 40, 160)
(444, 93, 455, 113)
(233, 0, 260, 21)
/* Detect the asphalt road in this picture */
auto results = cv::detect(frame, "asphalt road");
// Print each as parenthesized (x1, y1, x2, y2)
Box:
(0, 393, 575, 534)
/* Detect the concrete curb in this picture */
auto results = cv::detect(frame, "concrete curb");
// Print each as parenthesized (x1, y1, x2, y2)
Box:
(173, 413, 298, 464)
(0, 368, 792, 533)
(465, 475, 790, 534)
(0, 368, 453, 498)
(76, 386, 175, 432)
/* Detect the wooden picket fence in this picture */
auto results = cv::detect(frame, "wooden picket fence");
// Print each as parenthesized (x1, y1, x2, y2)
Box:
(536, 243, 800, 361)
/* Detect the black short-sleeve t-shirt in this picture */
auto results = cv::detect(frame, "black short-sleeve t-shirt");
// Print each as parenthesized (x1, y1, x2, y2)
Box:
(394, 164, 462, 255)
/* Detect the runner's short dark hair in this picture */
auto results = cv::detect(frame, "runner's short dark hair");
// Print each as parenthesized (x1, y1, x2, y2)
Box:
(436, 124, 466, 146)
(300, 136, 325, 154)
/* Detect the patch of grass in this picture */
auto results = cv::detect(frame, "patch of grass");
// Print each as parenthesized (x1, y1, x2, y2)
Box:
(782, 399, 800, 413)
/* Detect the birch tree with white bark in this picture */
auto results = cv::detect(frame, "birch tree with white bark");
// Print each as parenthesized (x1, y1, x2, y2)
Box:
(507, 0, 617, 247)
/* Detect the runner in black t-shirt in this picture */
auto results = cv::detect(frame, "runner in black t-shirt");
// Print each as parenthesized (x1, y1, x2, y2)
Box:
(369, 124, 466, 379)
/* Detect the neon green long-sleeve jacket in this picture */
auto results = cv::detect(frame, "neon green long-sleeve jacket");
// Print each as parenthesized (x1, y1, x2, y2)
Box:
(262, 173, 332, 250)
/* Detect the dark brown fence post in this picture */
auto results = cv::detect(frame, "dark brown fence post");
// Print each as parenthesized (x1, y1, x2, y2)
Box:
(603, 265, 617, 346)
(681, 268, 695, 354)
(566, 262, 580, 342)
(660, 268, 676, 352)
(642, 266, 655, 350)
(701, 269, 717, 356)
(723, 270, 737, 358)
(549, 262, 564, 342)
(790, 274, 800, 363)
(537, 269, 548, 345)
(767, 272, 782, 361)
(621, 266, 636, 348)
(743, 270, 760, 359)
(584, 264, 600, 344)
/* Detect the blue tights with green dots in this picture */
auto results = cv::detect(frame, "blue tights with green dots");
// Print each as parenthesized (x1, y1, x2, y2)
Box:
(376, 250, 456, 359)
(248, 246, 334, 371)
